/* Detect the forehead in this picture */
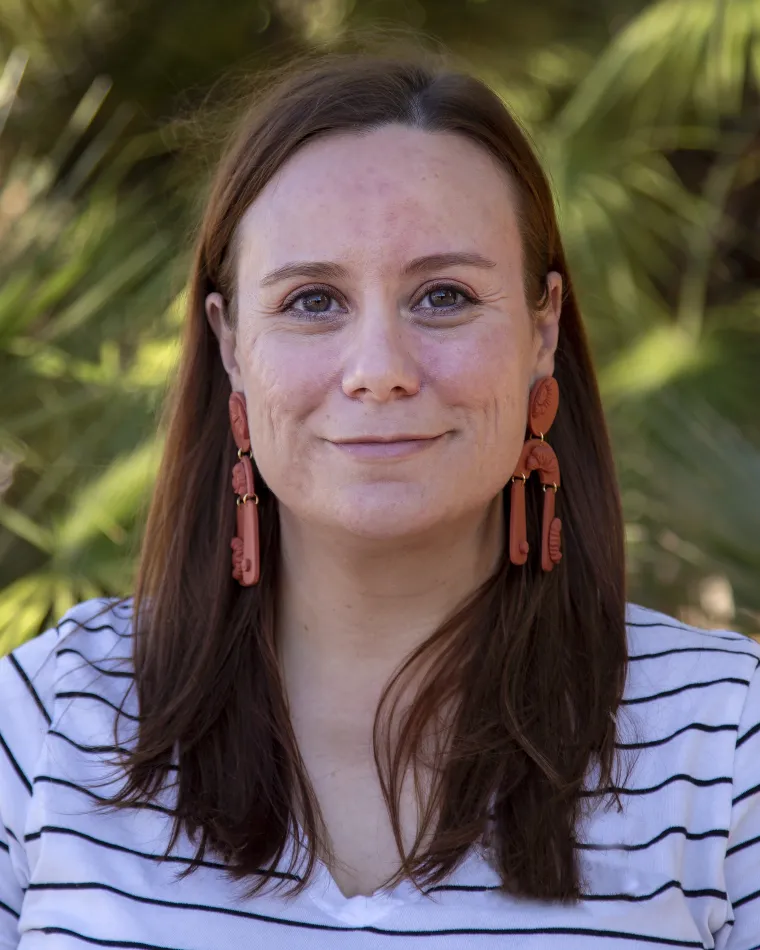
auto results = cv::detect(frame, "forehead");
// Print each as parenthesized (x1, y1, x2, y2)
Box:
(236, 124, 522, 276)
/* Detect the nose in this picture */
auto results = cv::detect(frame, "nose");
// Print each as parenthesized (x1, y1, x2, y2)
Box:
(341, 307, 421, 402)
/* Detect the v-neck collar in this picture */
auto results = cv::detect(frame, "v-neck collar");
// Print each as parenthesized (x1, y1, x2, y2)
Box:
(307, 860, 426, 926)
(280, 828, 500, 927)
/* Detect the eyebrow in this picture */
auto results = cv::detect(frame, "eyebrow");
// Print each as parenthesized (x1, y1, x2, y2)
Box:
(259, 252, 497, 287)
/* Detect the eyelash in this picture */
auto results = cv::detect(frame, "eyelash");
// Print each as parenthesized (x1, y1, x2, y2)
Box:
(280, 282, 479, 319)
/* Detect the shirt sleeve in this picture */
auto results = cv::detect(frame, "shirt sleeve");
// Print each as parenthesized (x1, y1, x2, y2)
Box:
(715, 655, 760, 949)
(0, 820, 20, 949)
(0, 626, 59, 949)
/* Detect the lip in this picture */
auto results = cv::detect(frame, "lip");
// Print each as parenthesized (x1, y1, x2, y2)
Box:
(329, 433, 447, 459)
(335, 434, 443, 443)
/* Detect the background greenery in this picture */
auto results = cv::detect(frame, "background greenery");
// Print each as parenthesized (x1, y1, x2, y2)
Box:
(1, 0, 759, 653)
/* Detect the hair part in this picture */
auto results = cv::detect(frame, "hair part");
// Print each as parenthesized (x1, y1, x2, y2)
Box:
(91, 44, 636, 904)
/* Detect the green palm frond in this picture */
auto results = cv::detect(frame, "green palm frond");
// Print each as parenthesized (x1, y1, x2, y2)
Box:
(54, 437, 163, 559)
(1, 0, 759, 649)
(0, 49, 182, 648)
(535, 0, 760, 630)
(556, 0, 760, 136)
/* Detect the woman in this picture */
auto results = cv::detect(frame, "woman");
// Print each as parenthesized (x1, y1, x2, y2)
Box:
(0, 51, 758, 949)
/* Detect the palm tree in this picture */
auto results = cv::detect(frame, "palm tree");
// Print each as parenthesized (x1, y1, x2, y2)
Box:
(1, 0, 758, 653)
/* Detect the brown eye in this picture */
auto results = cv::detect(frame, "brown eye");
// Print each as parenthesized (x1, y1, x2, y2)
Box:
(417, 284, 475, 312)
(282, 285, 344, 322)
(428, 287, 461, 308)
(299, 291, 333, 312)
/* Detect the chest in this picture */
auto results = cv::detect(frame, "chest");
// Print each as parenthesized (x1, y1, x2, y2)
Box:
(294, 738, 427, 898)
(19, 729, 732, 947)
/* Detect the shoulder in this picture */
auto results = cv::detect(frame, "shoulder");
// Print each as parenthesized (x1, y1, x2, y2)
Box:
(624, 602, 760, 671)
(625, 602, 760, 657)
(0, 597, 136, 898)
(0, 596, 136, 794)
(2, 595, 135, 699)
(50, 595, 136, 681)
(622, 601, 760, 744)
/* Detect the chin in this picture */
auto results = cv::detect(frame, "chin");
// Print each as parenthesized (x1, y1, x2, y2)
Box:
(325, 485, 449, 540)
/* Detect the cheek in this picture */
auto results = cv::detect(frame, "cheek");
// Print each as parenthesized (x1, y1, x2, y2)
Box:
(239, 332, 330, 460)
(425, 323, 532, 453)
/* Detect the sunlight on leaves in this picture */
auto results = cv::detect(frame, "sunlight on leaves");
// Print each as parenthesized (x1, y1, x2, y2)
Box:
(599, 326, 708, 400)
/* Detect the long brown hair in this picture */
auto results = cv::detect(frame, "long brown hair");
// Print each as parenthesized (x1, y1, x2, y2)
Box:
(97, 47, 634, 904)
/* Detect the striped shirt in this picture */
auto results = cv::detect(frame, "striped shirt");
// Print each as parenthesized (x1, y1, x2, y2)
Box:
(1, 597, 759, 949)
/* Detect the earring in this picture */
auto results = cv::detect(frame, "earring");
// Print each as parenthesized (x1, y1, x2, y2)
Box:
(229, 392, 260, 586)
(509, 377, 563, 572)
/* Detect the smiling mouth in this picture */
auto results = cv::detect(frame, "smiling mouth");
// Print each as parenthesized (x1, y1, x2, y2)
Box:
(328, 434, 448, 459)
(333, 435, 444, 444)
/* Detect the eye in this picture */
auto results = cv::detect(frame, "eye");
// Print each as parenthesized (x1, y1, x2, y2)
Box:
(281, 285, 344, 318)
(416, 284, 477, 312)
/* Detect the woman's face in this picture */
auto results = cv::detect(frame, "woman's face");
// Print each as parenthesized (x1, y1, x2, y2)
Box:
(206, 125, 561, 540)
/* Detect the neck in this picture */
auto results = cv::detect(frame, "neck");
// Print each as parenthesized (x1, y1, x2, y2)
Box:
(275, 497, 504, 691)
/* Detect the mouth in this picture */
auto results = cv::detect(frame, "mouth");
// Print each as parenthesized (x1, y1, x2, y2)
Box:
(333, 434, 444, 444)
(328, 433, 448, 459)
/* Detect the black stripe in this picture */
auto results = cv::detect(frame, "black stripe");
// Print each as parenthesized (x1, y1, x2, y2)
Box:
(0, 839, 9, 854)
(49, 728, 130, 757)
(3, 824, 18, 843)
(738, 721, 760, 749)
(31, 929, 180, 950)
(47, 729, 177, 773)
(622, 677, 750, 705)
(23, 824, 301, 881)
(627, 618, 745, 643)
(616, 722, 737, 750)
(58, 619, 130, 639)
(734, 886, 760, 909)
(26, 775, 732, 880)
(55, 691, 140, 721)
(40, 770, 729, 838)
(19, 823, 733, 906)
(629, 645, 760, 663)
(56, 648, 134, 679)
(0, 898, 20, 920)
(25, 884, 707, 943)
(423, 882, 499, 894)
(578, 825, 728, 853)
(58, 677, 751, 730)
(9, 653, 52, 724)
(47, 728, 173, 767)
(733, 782, 760, 806)
(34, 776, 176, 816)
(35, 775, 731, 880)
(726, 832, 760, 857)
(581, 774, 731, 797)
(24, 881, 411, 932)
(427, 878, 726, 904)
(0, 730, 32, 794)
(26, 923, 707, 946)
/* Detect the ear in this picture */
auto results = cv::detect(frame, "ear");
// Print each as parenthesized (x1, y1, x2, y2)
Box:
(531, 271, 562, 382)
(206, 291, 244, 391)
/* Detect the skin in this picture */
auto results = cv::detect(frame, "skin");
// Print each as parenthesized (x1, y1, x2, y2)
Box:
(206, 123, 561, 896)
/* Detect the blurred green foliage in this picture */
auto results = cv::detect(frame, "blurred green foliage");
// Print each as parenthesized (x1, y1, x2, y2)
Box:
(1, 0, 759, 651)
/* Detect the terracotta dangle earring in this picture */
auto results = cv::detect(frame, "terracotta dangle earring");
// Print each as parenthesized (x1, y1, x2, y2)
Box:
(509, 376, 563, 572)
(229, 391, 260, 586)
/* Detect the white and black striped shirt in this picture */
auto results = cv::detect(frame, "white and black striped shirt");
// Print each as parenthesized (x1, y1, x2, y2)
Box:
(1, 597, 759, 948)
